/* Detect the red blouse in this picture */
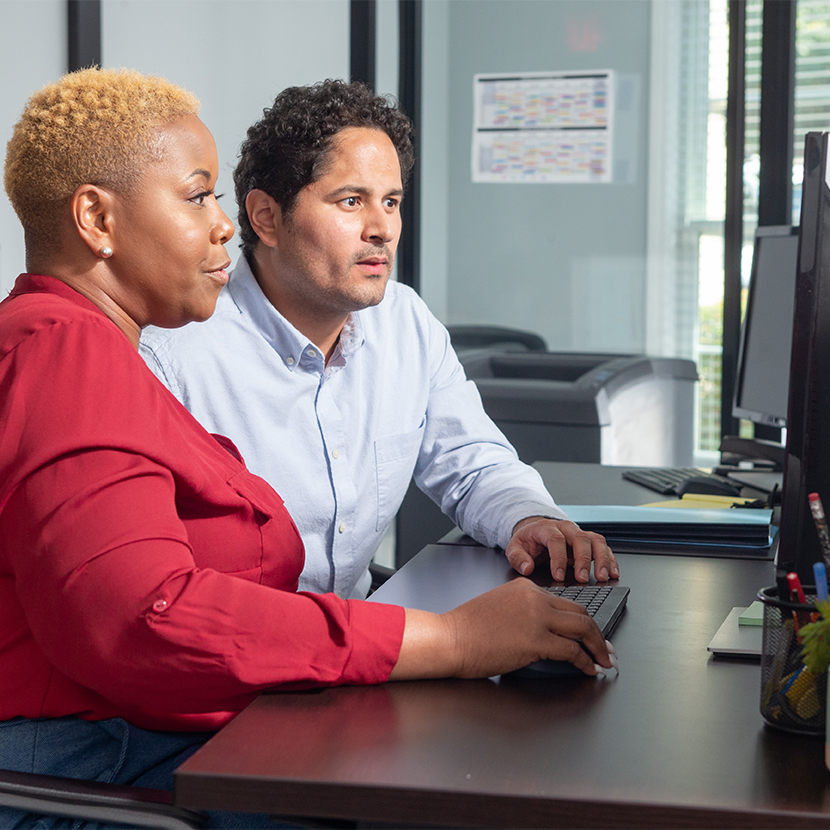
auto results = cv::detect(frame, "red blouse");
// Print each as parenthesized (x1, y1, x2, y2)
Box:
(0, 275, 405, 731)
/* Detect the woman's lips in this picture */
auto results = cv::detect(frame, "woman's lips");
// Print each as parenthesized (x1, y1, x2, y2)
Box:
(207, 262, 232, 284)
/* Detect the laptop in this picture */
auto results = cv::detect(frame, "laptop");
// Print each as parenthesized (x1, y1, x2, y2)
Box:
(706, 606, 762, 659)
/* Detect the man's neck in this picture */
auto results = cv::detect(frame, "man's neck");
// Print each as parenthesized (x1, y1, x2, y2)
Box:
(248, 252, 346, 364)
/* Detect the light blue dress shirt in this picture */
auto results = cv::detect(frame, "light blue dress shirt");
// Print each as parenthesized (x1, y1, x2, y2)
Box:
(140, 257, 564, 599)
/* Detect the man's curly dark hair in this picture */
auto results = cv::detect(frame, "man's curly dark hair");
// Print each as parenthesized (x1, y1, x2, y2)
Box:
(234, 79, 414, 260)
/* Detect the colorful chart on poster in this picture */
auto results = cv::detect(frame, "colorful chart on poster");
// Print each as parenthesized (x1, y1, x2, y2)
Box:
(472, 71, 614, 183)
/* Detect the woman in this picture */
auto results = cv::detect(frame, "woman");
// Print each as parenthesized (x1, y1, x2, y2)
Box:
(0, 68, 615, 825)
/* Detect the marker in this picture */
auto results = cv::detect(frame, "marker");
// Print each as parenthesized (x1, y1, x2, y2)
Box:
(788, 572, 810, 632)
(788, 571, 807, 604)
(814, 561, 830, 603)
(808, 492, 830, 571)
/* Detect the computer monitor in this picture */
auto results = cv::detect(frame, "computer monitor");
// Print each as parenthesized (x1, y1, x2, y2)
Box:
(776, 132, 830, 587)
(732, 225, 800, 428)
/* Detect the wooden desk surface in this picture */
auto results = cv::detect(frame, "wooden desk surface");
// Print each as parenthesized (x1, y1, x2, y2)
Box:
(532, 460, 775, 506)
(534, 460, 676, 505)
(174, 548, 830, 828)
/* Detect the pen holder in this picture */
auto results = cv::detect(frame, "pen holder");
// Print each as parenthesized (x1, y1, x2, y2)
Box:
(758, 585, 827, 735)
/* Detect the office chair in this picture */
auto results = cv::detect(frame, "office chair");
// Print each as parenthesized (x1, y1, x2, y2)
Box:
(446, 325, 548, 352)
(368, 561, 395, 593)
(0, 767, 206, 828)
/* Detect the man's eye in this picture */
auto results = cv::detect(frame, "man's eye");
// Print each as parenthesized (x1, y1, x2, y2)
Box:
(342, 196, 359, 207)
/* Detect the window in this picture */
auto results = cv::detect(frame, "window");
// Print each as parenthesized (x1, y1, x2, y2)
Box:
(649, 0, 734, 460)
(794, 1, 830, 223)
(652, 0, 830, 459)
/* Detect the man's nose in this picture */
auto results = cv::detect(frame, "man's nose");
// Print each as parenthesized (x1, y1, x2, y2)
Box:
(363, 204, 396, 244)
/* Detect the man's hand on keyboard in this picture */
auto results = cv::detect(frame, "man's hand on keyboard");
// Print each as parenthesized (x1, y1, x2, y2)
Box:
(506, 517, 619, 583)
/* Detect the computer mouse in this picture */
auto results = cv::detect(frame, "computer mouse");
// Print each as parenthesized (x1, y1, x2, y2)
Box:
(506, 659, 583, 679)
(505, 641, 603, 679)
(676, 475, 742, 498)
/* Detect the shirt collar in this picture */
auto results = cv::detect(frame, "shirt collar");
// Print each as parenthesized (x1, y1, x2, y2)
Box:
(227, 256, 365, 370)
(11, 273, 104, 316)
(338, 310, 364, 357)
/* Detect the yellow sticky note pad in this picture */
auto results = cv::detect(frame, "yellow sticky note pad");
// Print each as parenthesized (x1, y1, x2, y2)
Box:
(642, 495, 759, 509)
(738, 601, 764, 626)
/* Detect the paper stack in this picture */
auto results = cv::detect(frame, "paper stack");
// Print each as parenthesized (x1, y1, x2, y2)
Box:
(560, 504, 774, 557)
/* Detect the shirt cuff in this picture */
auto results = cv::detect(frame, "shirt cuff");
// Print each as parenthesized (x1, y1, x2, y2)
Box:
(494, 501, 570, 549)
(341, 599, 406, 683)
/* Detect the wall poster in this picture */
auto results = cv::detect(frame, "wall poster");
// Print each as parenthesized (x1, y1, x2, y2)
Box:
(472, 70, 614, 184)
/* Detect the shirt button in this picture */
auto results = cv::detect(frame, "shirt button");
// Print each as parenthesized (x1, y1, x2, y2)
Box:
(286, 357, 295, 366)
(339, 522, 347, 533)
(306, 348, 317, 358)
(152, 599, 168, 612)
(331, 448, 340, 459)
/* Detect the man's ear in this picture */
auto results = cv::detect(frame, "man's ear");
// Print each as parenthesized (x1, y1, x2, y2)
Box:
(245, 189, 283, 248)
(71, 184, 115, 257)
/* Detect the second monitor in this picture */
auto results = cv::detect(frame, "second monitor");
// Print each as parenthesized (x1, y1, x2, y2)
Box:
(732, 224, 800, 430)
(721, 224, 799, 471)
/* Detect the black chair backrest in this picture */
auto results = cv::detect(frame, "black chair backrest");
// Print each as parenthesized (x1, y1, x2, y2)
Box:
(446, 325, 547, 352)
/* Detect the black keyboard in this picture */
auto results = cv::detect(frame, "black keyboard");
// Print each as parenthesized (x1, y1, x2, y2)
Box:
(546, 585, 630, 635)
(507, 584, 629, 679)
(622, 466, 735, 496)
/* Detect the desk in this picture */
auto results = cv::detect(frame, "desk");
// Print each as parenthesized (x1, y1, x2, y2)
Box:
(532, 460, 775, 505)
(174, 548, 830, 828)
(534, 459, 691, 505)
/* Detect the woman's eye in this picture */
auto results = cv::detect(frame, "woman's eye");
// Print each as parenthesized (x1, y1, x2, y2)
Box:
(190, 191, 212, 206)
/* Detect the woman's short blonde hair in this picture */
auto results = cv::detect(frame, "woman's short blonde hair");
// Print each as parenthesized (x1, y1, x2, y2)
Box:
(4, 67, 200, 253)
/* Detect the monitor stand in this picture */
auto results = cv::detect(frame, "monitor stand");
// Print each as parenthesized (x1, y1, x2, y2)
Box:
(719, 435, 785, 471)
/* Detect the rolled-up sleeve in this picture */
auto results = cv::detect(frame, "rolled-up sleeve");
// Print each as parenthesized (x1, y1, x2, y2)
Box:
(5, 449, 403, 713)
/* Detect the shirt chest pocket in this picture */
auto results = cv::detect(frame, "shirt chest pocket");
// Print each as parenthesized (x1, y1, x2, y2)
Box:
(192, 470, 285, 581)
(374, 426, 425, 531)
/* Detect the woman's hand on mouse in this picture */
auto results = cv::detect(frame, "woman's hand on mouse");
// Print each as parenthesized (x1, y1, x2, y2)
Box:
(389, 578, 616, 680)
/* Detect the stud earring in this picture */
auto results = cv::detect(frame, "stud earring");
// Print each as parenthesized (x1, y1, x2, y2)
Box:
(100, 246, 113, 259)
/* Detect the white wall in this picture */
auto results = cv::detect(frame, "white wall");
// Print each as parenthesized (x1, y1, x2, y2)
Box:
(0, 0, 66, 294)
(419, 0, 450, 321)
(102, 0, 350, 272)
(375, 0, 399, 102)
(440, 0, 652, 353)
(1, 0, 653, 350)
(0, 0, 350, 292)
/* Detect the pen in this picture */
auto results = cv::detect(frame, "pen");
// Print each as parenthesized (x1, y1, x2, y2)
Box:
(808, 492, 830, 571)
(814, 561, 829, 603)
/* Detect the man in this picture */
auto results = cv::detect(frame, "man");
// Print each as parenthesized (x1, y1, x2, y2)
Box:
(140, 80, 618, 600)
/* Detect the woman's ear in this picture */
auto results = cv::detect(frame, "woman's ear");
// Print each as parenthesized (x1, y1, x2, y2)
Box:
(71, 184, 115, 258)
(245, 189, 282, 248)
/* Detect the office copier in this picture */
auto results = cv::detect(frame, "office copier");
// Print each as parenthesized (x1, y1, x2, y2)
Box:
(458, 349, 698, 467)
